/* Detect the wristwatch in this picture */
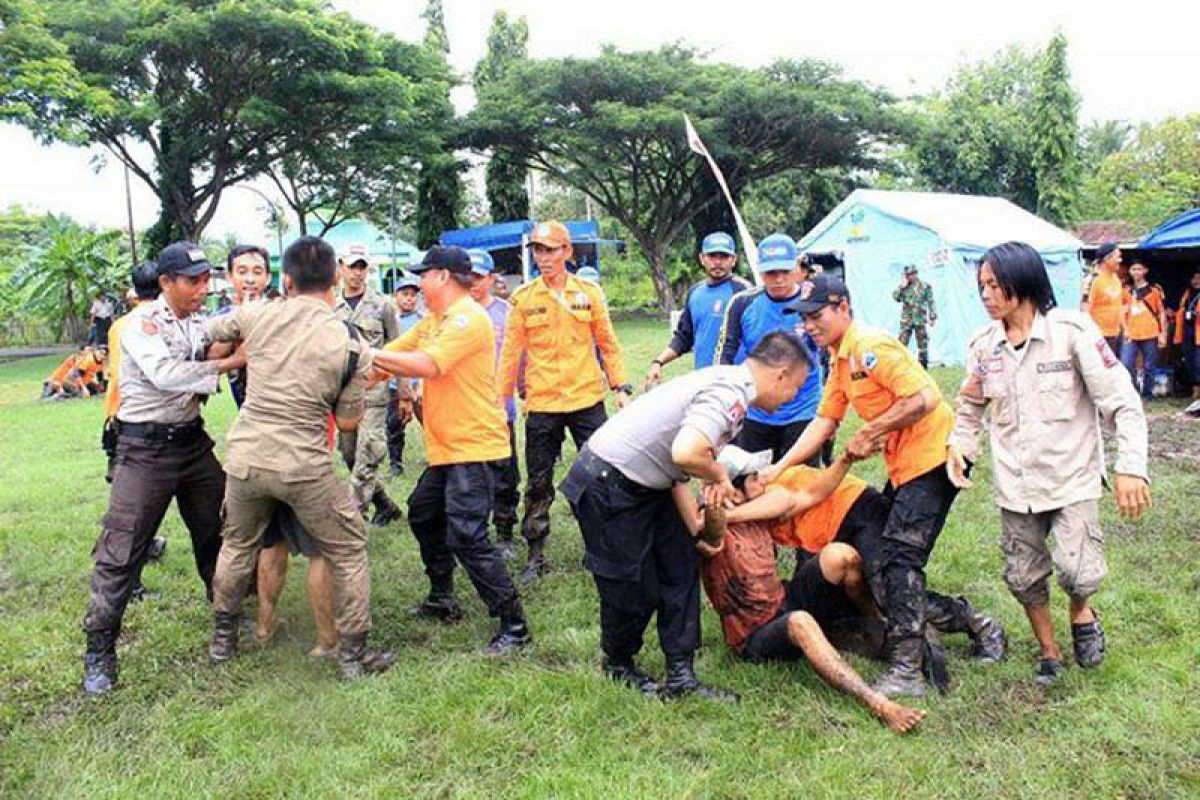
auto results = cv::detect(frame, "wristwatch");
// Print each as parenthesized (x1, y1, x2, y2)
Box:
(651, 358, 664, 367)
(613, 383, 633, 395)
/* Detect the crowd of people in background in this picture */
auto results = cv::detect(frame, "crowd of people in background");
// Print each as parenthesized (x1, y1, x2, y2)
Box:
(67, 221, 1161, 737)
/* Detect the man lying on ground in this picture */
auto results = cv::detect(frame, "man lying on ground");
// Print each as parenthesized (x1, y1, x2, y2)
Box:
(671, 451, 926, 734)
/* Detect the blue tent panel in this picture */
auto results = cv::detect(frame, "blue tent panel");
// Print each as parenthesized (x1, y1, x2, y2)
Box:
(439, 220, 602, 251)
(1139, 209, 1200, 249)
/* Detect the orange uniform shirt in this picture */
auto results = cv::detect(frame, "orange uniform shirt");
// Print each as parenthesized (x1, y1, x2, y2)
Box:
(48, 354, 78, 386)
(74, 351, 103, 385)
(1087, 270, 1124, 337)
(699, 519, 787, 650)
(102, 314, 130, 419)
(1175, 288, 1200, 347)
(817, 320, 954, 488)
(384, 295, 510, 467)
(765, 466, 869, 554)
(497, 273, 627, 413)
(1122, 284, 1165, 342)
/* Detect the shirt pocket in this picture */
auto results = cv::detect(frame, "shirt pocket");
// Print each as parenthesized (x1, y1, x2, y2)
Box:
(982, 377, 1013, 426)
(523, 310, 554, 347)
(355, 315, 385, 346)
(1037, 372, 1080, 421)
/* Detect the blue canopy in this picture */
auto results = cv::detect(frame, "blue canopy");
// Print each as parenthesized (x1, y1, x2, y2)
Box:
(440, 220, 602, 250)
(1139, 209, 1200, 249)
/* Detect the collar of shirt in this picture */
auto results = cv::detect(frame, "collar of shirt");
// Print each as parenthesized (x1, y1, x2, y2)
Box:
(734, 363, 759, 405)
(336, 285, 378, 309)
(832, 319, 864, 363)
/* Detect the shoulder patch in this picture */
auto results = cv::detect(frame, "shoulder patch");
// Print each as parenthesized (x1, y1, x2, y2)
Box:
(862, 350, 878, 370)
(141, 319, 159, 335)
(454, 314, 470, 329)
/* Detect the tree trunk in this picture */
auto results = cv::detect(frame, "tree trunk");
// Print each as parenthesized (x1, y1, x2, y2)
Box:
(642, 240, 675, 314)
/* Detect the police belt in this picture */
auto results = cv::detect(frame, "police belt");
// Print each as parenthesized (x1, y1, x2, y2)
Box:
(114, 417, 204, 443)
(574, 446, 652, 495)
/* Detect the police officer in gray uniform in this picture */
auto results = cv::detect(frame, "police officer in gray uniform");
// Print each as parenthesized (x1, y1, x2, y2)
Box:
(82, 241, 246, 694)
(561, 331, 814, 701)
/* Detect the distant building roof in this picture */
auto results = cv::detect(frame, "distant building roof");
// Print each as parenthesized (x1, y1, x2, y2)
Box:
(1071, 220, 1143, 246)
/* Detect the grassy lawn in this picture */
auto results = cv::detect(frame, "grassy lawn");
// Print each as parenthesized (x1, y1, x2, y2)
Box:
(1, 317, 1198, 798)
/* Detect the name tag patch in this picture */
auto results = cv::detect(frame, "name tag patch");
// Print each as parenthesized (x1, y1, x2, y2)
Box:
(1036, 360, 1072, 374)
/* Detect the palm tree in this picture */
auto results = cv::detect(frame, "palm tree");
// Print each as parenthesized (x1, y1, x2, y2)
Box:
(9, 218, 124, 342)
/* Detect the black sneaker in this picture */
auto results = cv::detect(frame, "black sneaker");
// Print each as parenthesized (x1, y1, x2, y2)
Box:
(603, 657, 660, 697)
(1072, 614, 1106, 668)
(484, 621, 532, 656)
(408, 594, 464, 623)
(1035, 657, 1063, 686)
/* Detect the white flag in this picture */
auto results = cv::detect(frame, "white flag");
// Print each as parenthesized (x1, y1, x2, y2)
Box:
(683, 114, 760, 285)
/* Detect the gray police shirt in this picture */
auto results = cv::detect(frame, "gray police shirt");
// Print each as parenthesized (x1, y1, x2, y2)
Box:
(117, 297, 219, 424)
(587, 365, 756, 489)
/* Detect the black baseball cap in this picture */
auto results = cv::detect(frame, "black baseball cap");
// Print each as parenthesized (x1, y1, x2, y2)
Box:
(157, 241, 213, 277)
(1095, 242, 1118, 261)
(411, 246, 472, 275)
(788, 274, 850, 314)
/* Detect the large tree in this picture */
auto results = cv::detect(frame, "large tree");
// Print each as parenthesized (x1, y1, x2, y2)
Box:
(1077, 115, 1200, 230)
(473, 11, 530, 222)
(412, 0, 461, 247)
(467, 47, 898, 310)
(909, 45, 1042, 211)
(1, 0, 441, 251)
(1031, 33, 1080, 226)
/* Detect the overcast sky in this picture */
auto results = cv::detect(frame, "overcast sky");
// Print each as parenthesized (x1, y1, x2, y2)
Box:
(1, 0, 1196, 244)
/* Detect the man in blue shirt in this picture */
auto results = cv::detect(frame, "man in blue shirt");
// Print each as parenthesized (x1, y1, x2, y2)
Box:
(715, 233, 823, 462)
(645, 232, 752, 388)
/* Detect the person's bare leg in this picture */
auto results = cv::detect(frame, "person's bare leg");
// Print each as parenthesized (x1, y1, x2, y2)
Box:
(255, 543, 289, 642)
(819, 543, 880, 620)
(786, 611, 926, 734)
(1024, 604, 1062, 660)
(306, 555, 337, 657)
(1068, 595, 1095, 625)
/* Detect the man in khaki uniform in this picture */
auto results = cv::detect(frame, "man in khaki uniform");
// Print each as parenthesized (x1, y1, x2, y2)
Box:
(335, 242, 403, 526)
(206, 236, 394, 680)
(949, 241, 1149, 686)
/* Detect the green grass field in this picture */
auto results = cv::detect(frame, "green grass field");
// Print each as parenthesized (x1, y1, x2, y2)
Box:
(2, 318, 1198, 798)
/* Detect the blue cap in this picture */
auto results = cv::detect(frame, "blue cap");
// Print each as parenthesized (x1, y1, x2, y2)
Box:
(394, 271, 420, 290)
(468, 249, 494, 275)
(701, 232, 737, 256)
(757, 233, 798, 272)
(576, 266, 600, 283)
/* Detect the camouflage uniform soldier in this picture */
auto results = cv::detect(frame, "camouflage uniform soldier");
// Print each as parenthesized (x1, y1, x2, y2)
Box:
(334, 243, 403, 526)
(893, 265, 937, 369)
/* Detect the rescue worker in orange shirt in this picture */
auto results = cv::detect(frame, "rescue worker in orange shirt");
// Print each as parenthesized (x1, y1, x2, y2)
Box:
(373, 246, 532, 654)
(1118, 261, 1169, 398)
(1175, 267, 1200, 400)
(759, 274, 977, 698)
(498, 220, 630, 583)
(1084, 243, 1124, 355)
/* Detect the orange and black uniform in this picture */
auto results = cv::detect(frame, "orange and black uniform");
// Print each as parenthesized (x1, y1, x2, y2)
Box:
(498, 272, 627, 546)
(818, 319, 957, 648)
(385, 295, 521, 615)
(1087, 269, 1124, 353)
(1175, 285, 1200, 388)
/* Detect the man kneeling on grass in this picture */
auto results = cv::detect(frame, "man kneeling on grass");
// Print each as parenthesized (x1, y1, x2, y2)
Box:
(672, 449, 926, 734)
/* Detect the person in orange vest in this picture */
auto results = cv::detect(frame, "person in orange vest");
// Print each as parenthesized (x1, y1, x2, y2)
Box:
(1175, 267, 1200, 400)
(1084, 243, 1124, 355)
(1118, 261, 1169, 398)
(498, 220, 630, 583)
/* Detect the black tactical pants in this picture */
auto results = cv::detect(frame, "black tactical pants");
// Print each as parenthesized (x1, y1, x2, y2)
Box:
(83, 422, 224, 633)
(408, 461, 520, 615)
(521, 401, 607, 544)
(491, 422, 520, 539)
(733, 418, 819, 465)
(561, 448, 701, 661)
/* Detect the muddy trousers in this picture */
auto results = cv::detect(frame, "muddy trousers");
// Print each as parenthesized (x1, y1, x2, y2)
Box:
(83, 424, 224, 634)
(212, 467, 372, 637)
(878, 465, 959, 648)
(521, 401, 607, 544)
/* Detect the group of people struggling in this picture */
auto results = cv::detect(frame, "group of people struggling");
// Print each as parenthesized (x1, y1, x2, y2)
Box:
(77, 221, 1151, 735)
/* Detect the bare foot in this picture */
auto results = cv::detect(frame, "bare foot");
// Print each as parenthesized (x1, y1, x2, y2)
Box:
(876, 699, 927, 733)
(254, 613, 279, 643)
(308, 642, 337, 659)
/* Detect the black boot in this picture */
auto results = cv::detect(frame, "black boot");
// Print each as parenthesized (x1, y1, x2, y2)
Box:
(485, 598, 532, 656)
(370, 489, 403, 528)
(1072, 613, 1106, 668)
(662, 655, 738, 703)
(337, 632, 396, 680)
(82, 629, 118, 695)
(146, 536, 168, 563)
(519, 538, 550, 584)
(209, 612, 240, 664)
(873, 636, 926, 698)
(603, 656, 660, 697)
(409, 575, 464, 623)
(926, 594, 1007, 664)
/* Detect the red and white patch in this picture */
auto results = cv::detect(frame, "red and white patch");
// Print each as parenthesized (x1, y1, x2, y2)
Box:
(1095, 338, 1117, 368)
(141, 319, 159, 335)
(725, 399, 746, 425)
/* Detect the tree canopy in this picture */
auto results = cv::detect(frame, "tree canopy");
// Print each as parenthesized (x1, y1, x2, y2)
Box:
(467, 46, 899, 309)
